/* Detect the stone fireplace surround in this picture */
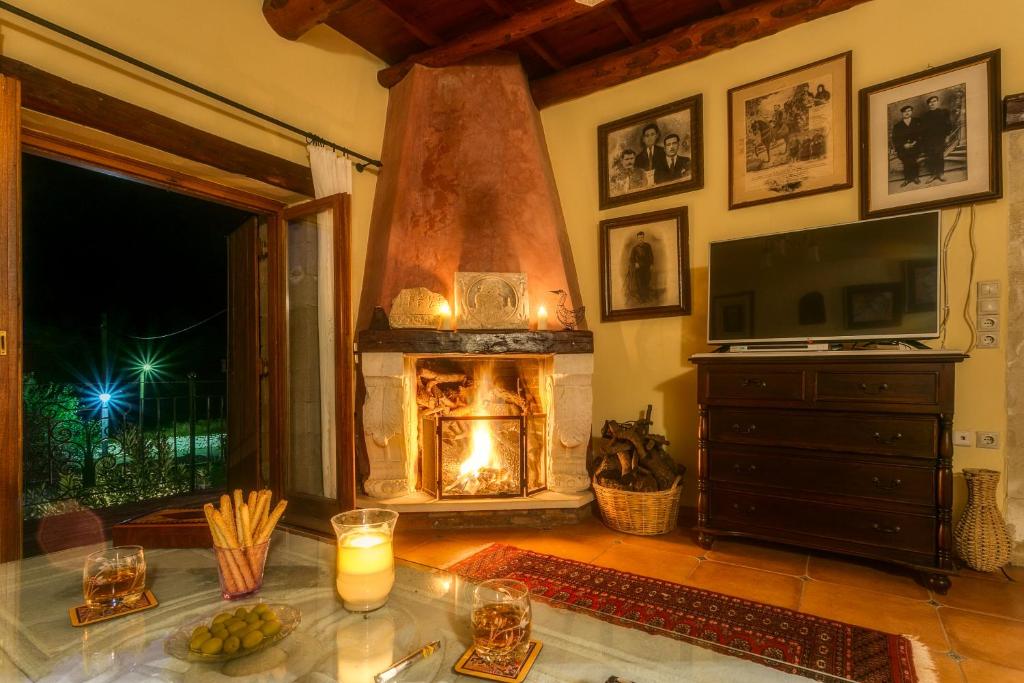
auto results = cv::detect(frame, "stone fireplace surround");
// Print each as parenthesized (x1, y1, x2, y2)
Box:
(356, 329, 594, 517)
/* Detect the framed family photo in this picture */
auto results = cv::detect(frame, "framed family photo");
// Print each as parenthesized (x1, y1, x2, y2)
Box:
(1005, 92, 1024, 132)
(860, 50, 1001, 218)
(597, 95, 703, 210)
(599, 207, 690, 322)
(728, 52, 852, 210)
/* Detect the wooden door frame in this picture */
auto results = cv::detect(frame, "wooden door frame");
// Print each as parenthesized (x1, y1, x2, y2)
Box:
(268, 194, 355, 532)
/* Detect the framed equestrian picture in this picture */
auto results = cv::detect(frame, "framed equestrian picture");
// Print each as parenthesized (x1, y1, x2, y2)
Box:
(728, 52, 852, 210)
(597, 95, 703, 210)
(599, 207, 690, 322)
(860, 50, 1001, 218)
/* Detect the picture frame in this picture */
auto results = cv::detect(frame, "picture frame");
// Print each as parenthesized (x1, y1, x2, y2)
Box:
(599, 207, 690, 322)
(844, 283, 903, 329)
(904, 259, 938, 313)
(728, 52, 852, 210)
(859, 50, 1001, 219)
(1005, 92, 1024, 132)
(597, 95, 703, 210)
(712, 291, 755, 339)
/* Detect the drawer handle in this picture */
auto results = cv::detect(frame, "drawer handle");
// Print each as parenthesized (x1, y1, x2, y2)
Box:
(871, 476, 903, 491)
(871, 523, 902, 534)
(872, 432, 903, 445)
(732, 463, 758, 473)
(732, 503, 757, 513)
(859, 382, 890, 393)
(740, 378, 768, 388)
(731, 423, 758, 435)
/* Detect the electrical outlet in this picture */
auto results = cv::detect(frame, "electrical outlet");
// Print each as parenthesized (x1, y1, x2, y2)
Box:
(979, 315, 1000, 331)
(977, 332, 999, 349)
(978, 280, 1000, 298)
(953, 431, 973, 446)
(977, 431, 1000, 449)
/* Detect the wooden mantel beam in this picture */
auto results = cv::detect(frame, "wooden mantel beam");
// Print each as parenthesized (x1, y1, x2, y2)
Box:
(530, 0, 873, 108)
(377, 0, 611, 88)
(262, 0, 361, 41)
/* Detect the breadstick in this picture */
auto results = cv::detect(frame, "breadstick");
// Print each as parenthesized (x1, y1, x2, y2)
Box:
(232, 489, 245, 543)
(210, 507, 240, 548)
(220, 494, 234, 539)
(254, 500, 287, 545)
(204, 504, 244, 594)
(247, 490, 257, 512)
(240, 503, 255, 548)
(253, 490, 271, 530)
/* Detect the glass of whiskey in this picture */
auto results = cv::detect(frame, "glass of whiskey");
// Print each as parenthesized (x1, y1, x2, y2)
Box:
(82, 546, 147, 607)
(471, 578, 531, 664)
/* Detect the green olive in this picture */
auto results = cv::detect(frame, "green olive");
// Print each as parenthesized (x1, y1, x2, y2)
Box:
(241, 630, 264, 649)
(189, 631, 212, 651)
(260, 620, 281, 638)
(211, 626, 229, 641)
(263, 610, 279, 622)
(227, 620, 249, 636)
(253, 603, 270, 616)
(200, 637, 224, 655)
(233, 607, 249, 619)
(222, 635, 241, 655)
(244, 611, 261, 625)
(212, 612, 232, 625)
(191, 625, 210, 639)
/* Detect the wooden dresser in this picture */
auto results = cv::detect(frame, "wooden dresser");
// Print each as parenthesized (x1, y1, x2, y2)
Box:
(690, 350, 966, 592)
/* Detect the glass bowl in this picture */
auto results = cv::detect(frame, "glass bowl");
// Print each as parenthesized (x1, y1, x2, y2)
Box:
(164, 603, 300, 662)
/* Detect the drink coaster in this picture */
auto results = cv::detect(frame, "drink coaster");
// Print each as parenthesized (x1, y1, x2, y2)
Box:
(69, 590, 159, 627)
(453, 640, 542, 683)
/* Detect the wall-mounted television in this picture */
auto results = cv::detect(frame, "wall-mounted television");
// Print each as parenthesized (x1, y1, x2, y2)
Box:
(708, 211, 940, 345)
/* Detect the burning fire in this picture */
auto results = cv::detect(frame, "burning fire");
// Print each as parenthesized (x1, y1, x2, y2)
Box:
(446, 364, 515, 495)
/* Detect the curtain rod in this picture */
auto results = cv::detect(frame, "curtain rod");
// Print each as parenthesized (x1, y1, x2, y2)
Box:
(0, 0, 382, 171)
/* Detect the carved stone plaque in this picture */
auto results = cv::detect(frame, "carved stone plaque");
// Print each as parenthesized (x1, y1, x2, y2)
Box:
(388, 288, 447, 329)
(454, 272, 529, 330)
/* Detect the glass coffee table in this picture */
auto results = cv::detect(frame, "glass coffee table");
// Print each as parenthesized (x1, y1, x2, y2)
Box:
(0, 532, 851, 682)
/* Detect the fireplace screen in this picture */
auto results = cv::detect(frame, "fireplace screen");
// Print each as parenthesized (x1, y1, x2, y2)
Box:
(431, 414, 546, 498)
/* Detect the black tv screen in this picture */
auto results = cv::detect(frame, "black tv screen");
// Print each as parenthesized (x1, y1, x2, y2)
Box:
(708, 212, 940, 344)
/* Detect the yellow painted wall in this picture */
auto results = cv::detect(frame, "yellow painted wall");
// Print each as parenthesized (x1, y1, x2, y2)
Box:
(0, 0, 388, 310)
(540, 0, 1022, 509)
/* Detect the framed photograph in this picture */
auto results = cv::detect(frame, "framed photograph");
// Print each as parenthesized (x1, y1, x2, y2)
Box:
(904, 259, 937, 313)
(728, 52, 852, 210)
(597, 95, 703, 210)
(844, 283, 903, 329)
(860, 50, 1001, 218)
(599, 207, 690, 322)
(712, 291, 755, 338)
(1005, 92, 1024, 132)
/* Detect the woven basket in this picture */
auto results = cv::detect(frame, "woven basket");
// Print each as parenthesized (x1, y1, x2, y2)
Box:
(955, 468, 1012, 572)
(593, 477, 682, 536)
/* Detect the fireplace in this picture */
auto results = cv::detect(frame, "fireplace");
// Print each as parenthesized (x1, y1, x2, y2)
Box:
(356, 330, 593, 517)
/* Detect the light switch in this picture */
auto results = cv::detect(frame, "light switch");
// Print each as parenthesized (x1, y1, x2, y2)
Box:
(978, 298, 999, 314)
(978, 281, 1000, 298)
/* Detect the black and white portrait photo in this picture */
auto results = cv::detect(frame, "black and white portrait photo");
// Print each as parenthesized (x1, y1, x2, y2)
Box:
(1005, 92, 1024, 131)
(598, 96, 703, 209)
(860, 50, 1001, 218)
(600, 207, 690, 322)
(728, 52, 851, 209)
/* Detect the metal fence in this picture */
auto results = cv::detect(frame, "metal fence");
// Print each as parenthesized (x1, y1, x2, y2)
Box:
(22, 377, 227, 519)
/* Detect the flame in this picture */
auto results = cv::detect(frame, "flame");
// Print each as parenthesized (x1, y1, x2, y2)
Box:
(459, 422, 496, 478)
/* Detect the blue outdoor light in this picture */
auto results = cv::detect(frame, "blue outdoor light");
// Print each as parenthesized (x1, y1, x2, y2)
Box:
(98, 392, 112, 405)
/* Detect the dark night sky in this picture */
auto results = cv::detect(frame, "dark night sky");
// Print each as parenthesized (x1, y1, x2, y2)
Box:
(22, 154, 253, 386)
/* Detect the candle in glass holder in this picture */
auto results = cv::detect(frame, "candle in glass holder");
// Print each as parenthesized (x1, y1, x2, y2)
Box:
(536, 305, 548, 331)
(438, 301, 453, 331)
(336, 531, 395, 612)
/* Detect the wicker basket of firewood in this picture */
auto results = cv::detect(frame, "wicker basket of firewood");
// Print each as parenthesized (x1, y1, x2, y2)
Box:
(591, 406, 684, 536)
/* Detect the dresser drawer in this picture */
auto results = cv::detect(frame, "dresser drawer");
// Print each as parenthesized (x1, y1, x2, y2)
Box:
(814, 370, 939, 406)
(708, 408, 937, 459)
(705, 368, 805, 402)
(708, 447, 935, 506)
(709, 489, 936, 555)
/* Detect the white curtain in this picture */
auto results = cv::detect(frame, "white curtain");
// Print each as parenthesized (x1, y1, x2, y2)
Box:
(307, 144, 353, 499)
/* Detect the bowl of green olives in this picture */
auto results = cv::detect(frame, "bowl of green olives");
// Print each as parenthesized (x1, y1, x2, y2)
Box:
(164, 603, 300, 662)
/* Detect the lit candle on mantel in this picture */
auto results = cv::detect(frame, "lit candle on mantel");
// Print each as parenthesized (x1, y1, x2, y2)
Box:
(336, 530, 395, 612)
(537, 305, 548, 331)
(438, 301, 453, 331)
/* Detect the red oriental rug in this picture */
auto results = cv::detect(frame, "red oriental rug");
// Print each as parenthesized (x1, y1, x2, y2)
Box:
(450, 544, 934, 683)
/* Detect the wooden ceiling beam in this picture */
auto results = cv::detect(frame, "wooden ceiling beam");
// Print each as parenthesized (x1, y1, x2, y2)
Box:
(377, 0, 611, 88)
(375, 0, 443, 48)
(0, 56, 314, 196)
(262, 0, 361, 41)
(530, 0, 872, 108)
(480, 0, 565, 71)
(606, 4, 643, 45)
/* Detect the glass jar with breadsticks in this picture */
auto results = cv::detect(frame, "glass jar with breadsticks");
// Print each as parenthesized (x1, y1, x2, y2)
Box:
(203, 490, 287, 600)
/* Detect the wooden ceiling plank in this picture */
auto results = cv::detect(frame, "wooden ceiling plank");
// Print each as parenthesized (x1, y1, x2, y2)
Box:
(480, 0, 565, 71)
(607, 3, 643, 45)
(262, 0, 362, 41)
(530, 0, 872, 108)
(374, 0, 444, 47)
(0, 56, 314, 196)
(718, 0, 738, 11)
(377, 0, 611, 87)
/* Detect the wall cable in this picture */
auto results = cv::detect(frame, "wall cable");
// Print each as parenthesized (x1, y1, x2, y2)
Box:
(939, 208, 963, 348)
(961, 205, 978, 354)
(126, 309, 227, 341)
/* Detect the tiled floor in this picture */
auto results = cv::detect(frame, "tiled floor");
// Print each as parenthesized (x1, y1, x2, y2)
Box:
(394, 515, 1024, 683)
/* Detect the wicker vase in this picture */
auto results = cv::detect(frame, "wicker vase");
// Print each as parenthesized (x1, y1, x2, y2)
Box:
(954, 468, 1012, 572)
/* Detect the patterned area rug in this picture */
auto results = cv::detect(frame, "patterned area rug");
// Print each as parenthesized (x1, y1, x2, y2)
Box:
(450, 544, 932, 683)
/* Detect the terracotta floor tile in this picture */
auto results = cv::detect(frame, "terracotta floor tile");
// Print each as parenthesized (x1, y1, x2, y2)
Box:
(615, 527, 707, 558)
(590, 542, 700, 584)
(683, 560, 803, 610)
(806, 554, 929, 600)
(928, 651, 966, 683)
(397, 537, 499, 569)
(941, 608, 1024, 671)
(960, 658, 1024, 683)
(799, 580, 948, 651)
(511, 532, 617, 563)
(957, 567, 1011, 583)
(704, 538, 808, 576)
(937, 575, 1024, 621)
